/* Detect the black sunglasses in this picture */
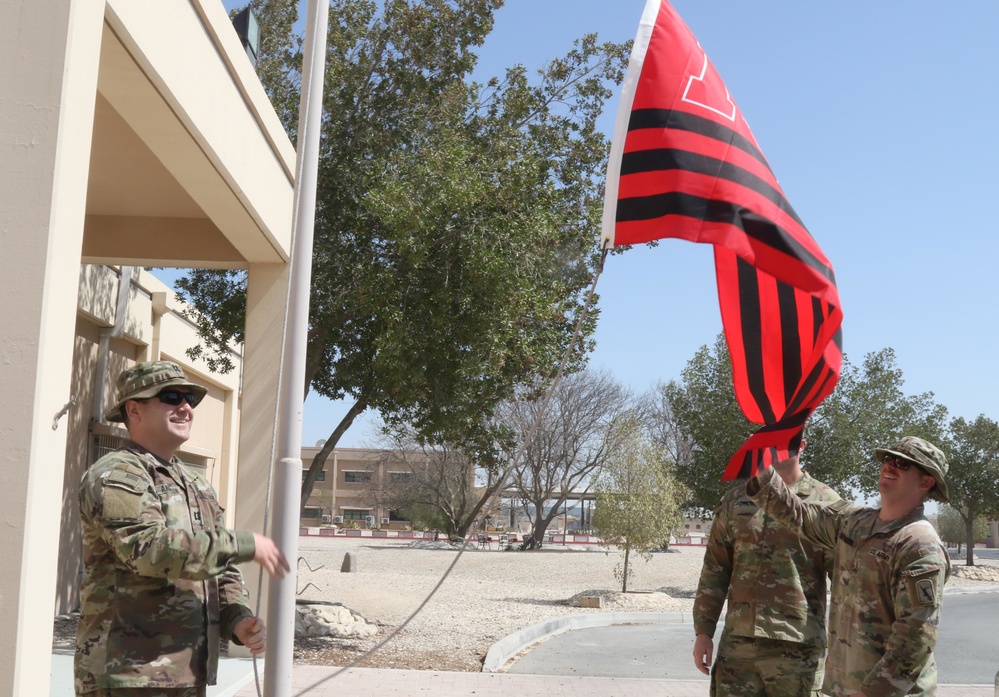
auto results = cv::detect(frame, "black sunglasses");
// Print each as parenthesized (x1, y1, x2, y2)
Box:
(153, 389, 198, 408)
(882, 455, 925, 474)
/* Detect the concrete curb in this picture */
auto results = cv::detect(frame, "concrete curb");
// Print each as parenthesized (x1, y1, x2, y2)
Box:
(944, 584, 999, 595)
(482, 611, 690, 673)
(482, 587, 999, 674)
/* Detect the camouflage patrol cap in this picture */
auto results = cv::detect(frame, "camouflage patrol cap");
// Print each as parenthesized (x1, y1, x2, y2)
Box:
(105, 360, 207, 422)
(874, 436, 949, 502)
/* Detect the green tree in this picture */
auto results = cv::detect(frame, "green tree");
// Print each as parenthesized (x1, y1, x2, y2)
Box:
(805, 348, 948, 497)
(655, 335, 753, 515)
(180, 0, 630, 513)
(655, 338, 948, 512)
(592, 418, 687, 592)
(943, 414, 999, 566)
(936, 504, 987, 556)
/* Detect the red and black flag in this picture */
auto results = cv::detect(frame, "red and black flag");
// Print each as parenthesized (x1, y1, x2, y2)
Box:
(602, 0, 843, 480)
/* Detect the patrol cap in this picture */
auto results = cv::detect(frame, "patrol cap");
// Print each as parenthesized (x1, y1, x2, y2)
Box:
(874, 436, 949, 503)
(105, 360, 207, 422)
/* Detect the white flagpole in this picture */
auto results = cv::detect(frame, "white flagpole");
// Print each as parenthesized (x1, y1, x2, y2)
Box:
(265, 0, 328, 695)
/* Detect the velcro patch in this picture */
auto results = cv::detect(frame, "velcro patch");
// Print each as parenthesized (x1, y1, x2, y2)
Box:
(102, 486, 142, 520)
(101, 468, 145, 520)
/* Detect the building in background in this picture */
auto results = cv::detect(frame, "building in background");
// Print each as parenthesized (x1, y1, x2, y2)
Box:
(300, 447, 410, 529)
(300, 447, 479, 531)
(2, 3, 296, 694)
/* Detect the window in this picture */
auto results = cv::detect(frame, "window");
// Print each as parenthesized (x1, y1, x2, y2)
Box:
(302, 471, 326, 482)
(388, 509, 409, 522)
(344, 471, 371, 483)
(696, 524, 701, 529)
(301, 507, 321, 519)
(389, 472, 412, 483)
(343, 509, 370, 520)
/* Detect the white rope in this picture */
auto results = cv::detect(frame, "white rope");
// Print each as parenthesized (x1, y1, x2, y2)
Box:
(294, 241, 611, 695)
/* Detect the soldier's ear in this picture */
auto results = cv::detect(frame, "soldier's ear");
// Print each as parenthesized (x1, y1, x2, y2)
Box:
(125, 399, 143, 422)
(917, 473, 935, 497)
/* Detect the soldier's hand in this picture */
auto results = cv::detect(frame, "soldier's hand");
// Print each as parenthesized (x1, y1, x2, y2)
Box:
(234, 616, 267, 655)
(253, 533, 291, 579)
(693, 633, 713, 675)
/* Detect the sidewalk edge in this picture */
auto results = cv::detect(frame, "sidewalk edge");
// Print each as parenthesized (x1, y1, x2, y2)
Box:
(482, 611, 688, 673)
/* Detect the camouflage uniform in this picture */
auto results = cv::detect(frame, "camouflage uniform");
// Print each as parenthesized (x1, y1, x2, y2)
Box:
(748, 466, 950, 697)
(694, 473, 841, 696)
(75, 444, 256, 694)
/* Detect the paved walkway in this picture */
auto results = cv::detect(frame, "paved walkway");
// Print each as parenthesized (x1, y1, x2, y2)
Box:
(52, 651, 994, 697)
(233, 666, 711, 696)
(229, 667, 994, 697)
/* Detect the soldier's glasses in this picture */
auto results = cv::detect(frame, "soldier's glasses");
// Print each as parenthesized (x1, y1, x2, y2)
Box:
(882, 455, 924, 473)
(154, 390, 198, 407)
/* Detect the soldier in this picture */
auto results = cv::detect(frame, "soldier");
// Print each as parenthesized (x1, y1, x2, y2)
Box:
(746, 436, 951, 696)
(693, 440, 841, 696)
(75, 361, 290, 696)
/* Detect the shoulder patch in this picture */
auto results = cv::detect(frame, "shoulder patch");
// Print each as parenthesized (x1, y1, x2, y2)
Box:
(914, 578, 936, 605)
(100, 468, 146, 520)
(904, 562, 943, 607)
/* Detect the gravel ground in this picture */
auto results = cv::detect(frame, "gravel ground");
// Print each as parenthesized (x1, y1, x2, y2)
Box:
(293, 539, 703, 671)
(53, 539, 999, 673)
(291, 538, 999, 672)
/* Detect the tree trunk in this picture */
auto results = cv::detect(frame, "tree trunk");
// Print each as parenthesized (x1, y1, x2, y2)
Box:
(966, 514, 976, 567)
(455, 475, 507, 540)
(303, 329, 328, 400)
(300, 397, 367, 517)
(622, 543, 631, 593)
(527, 508, 564, 549)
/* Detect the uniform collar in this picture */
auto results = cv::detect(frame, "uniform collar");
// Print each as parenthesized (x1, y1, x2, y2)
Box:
(874, 503, 926, 535)
(126, 441, 184, 472)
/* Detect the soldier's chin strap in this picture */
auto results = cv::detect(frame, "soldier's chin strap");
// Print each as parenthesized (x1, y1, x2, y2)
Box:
(289, 242, 611, 696)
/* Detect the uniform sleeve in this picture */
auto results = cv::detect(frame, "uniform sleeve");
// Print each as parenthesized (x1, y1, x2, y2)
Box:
(693, 493, 735, 637)
(746, 467, 844, 550)
(858, 547, 948, 696)
(212, 495, 257, 640)
(84, 459, 256, 580)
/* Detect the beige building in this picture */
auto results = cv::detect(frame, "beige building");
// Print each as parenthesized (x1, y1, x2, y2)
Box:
(2, 2, 299, 694)
(301, 447, 412, 529)
(300, 447, 477, 531)
(679, 514, 713, 539)
(60, 266, 246, 614)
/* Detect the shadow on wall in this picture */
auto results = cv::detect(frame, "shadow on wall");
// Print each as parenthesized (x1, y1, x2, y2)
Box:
(54, 313, 138, 616)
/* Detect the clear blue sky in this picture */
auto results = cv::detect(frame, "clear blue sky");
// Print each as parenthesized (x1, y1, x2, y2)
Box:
(196, 0, 998, 448)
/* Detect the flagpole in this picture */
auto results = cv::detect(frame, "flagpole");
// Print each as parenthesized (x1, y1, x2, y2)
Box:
(264, 0, 327, 695)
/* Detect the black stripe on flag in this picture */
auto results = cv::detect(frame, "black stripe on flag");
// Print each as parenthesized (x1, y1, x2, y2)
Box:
(620, 147, 806, 232)
(627, 109, 771, 173)
(736, 259, 775, 423)
(617, 191, 835, 284)
(776, 280, 802, 407)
